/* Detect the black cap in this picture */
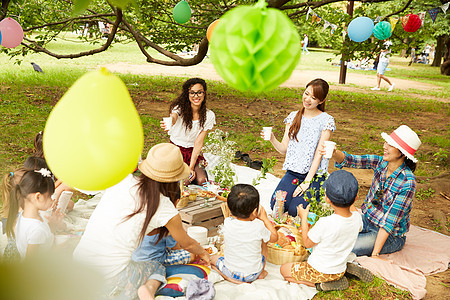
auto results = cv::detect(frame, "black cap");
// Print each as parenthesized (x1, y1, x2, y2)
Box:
(323, 170, 359, 205)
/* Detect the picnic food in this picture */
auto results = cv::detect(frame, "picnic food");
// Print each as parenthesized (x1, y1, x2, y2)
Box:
(198, 190, 216, 198)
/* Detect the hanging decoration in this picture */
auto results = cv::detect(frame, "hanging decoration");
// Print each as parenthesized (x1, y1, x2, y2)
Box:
(373, 21, 392, 40)
(306, 7, 313, 21)
(43, 68, 144, 190)
(0, 17, 24, 48)
(206, 20, 219, 42)
(417, 12, 426, 26)
(427, 8, 439, 23)
(389, 17, 399, 32)
(401, 12, 421, 32)
(209, 0, 301, 92)
(347, 17, 374, 42)
(173, 0, 191, 24)
(441, 3, 449, 15)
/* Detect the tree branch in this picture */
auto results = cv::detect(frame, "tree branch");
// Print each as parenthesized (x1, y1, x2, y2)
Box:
(25, 13, 115, 31)
(22, 9, 122, 59)
(1, 0, 11, 20)
(383, 0, 413, 20)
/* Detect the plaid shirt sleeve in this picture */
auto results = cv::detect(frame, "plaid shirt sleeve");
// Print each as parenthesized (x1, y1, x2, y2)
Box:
(335, 151, 383, 170)
(378, 173, 416, 235)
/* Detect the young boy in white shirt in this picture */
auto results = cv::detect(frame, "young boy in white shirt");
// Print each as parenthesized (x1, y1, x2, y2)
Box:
(281, 170, 373, 291)
(210, 184, 278, 283)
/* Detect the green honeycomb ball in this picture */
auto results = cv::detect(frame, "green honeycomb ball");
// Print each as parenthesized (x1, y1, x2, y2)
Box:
(373, 21, 392, 40)
(209, 0, 301, 92)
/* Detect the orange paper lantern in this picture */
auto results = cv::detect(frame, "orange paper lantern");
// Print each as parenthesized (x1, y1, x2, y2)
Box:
(206, 20, 219, 41)
(401, 13, 421, 33)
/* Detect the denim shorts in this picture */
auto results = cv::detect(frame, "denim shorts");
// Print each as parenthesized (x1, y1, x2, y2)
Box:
(215, 256, 265, 283)
(377, 61, 389, 75)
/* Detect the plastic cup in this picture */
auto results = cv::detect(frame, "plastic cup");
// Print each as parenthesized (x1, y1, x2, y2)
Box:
(187, 226, 208, 245)
(323, 141, 336, 159)
(263, 127, 272, 140)
(163, 117, 172, 130)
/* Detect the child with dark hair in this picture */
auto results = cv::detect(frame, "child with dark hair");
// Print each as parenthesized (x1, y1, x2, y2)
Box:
(6, 169, 65, 258)
(211, 184, 278, 284)
(281, 170, 372, 291)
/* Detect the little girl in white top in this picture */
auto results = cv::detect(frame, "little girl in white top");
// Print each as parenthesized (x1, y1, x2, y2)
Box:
(5, 168, 64, 258)
(264, 78, 335, 216)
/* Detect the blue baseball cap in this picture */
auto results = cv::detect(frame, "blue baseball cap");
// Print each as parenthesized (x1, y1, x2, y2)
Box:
(323, 170, 359, 205)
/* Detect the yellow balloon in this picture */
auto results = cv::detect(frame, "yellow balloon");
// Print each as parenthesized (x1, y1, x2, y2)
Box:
(43, 68, 143, 190)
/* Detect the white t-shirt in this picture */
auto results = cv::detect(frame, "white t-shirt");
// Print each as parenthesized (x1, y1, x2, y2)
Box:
(223, 217, 271, 276)
(73, 174, 179, 279)
(380, 49, 391, 63)
(169, 107, 216, 148)
(307, 212, 362, 274)
(15, 212, 54, 258)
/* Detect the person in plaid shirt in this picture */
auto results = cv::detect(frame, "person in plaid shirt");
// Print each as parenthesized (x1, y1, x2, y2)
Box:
(323, 125, 421, 257)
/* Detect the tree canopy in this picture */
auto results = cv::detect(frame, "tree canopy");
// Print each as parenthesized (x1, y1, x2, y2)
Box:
(1, 0, 448, 74)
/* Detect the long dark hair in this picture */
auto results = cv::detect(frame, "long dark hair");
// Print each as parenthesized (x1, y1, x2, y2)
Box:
(169, 78, 208, 131)
(402, 155, 417, 173)
(6, 170, 55, 239)
(34, 131, 44, 159)
(125, 175, 180, 244)
(288, 78, 329, 142)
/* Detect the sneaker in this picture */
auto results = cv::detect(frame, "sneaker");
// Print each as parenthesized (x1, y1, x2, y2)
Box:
(345, 262, 374, 283)
(388, 83, 395, 91)
(315, 276, 348, 291)
(371, 86, 381, 91)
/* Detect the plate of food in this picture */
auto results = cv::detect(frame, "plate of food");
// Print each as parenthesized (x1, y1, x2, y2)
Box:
(198, 190, 217, 198)
(203, 245, 218, 255)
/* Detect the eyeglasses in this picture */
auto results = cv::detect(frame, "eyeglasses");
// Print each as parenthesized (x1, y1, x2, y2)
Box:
(189, 91, 204, 97)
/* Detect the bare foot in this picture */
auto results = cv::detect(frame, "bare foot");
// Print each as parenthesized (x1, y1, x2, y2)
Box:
(258, 270, 268, 279)
(137, 285, 155, 300)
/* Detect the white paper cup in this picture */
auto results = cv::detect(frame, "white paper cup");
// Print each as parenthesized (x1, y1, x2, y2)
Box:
(163, 117, 172, 130)
(323, 141, 336, 159)
(187, 226, 208, 245)
(263, 127, 272, 140)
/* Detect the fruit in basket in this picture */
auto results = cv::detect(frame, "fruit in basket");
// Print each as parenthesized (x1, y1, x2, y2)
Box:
(277, 232, 291, 247)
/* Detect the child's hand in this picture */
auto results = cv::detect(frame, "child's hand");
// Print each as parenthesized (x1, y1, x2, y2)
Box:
(198, 251, 211, 266)
(160, 120, 169, 131)
(46, 209, 66, 232)
(297, 204, 310, 220)
(257, 205, 268, 221)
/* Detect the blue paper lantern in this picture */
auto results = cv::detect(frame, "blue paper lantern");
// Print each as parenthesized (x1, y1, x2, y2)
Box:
(373, 21, 392, 40)
(0, 30, 2, 45)
(347, 17, 374, 43)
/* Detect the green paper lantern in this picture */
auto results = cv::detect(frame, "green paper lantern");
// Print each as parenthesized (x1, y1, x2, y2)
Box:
(209, 0, 301, 92)
(373, 21, 392, 40)
(173, 0, 191, 24)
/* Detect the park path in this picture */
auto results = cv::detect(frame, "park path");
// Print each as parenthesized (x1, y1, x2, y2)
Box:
(102, 61, 447, 102)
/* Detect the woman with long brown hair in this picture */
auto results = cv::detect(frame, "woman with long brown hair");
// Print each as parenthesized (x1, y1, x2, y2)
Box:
(74, 143, 209, 299)
(162, 78, 216, 185)
(265, 78, 335, 216)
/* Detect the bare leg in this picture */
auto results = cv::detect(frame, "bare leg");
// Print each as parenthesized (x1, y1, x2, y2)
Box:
(137, 279, 160, 300)
(376, 74, 382, 88)
(194, 165, 208, 185)
(258, 242, 268, 279)
(379, 74, 392, 85)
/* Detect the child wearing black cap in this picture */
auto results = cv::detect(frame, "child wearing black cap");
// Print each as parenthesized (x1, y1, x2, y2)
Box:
(280, 170, 372, 291)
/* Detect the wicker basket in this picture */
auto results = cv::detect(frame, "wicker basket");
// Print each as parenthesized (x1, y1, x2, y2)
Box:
(267, 224, 308, 265)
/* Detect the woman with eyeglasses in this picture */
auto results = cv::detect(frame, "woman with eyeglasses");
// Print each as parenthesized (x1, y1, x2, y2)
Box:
(324, 125, 421, 257)
(161, 78, 216, 185)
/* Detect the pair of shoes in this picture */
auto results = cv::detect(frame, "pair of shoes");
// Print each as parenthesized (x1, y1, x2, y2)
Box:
(371, 86, 381, 91)
(247, 160, 262, 170)
(345, 262, 374, 283)
(235, 151, 251, 163)
(388, 83, 395, 91)
(315, 276, 348, 291)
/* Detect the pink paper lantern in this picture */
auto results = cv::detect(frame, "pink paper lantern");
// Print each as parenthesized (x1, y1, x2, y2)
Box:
(0, 17, 24, 48)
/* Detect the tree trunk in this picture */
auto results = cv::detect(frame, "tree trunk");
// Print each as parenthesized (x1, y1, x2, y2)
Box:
(440, 35, 450, 75)
(432, 35, 444, 67)
(339, 1, 354, 84)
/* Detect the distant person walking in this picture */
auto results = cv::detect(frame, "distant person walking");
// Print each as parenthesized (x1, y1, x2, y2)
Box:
(302, 34, 310, 55)
(408, 47, 416, 66)
(371, 40, 395, 92)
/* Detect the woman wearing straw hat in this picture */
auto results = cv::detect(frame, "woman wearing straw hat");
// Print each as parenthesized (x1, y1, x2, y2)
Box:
(324, 125, 421, 257)
(74, 143, 210, 299)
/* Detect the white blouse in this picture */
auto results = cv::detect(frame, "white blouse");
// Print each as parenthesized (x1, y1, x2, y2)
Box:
(169, 107, 216, 148)
(283, 111, 335, 174)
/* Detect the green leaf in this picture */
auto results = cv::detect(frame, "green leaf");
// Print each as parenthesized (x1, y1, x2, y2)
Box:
(72, 0, 93, 16)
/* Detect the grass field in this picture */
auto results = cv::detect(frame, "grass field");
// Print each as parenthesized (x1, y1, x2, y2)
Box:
(1, 35, 449, 300)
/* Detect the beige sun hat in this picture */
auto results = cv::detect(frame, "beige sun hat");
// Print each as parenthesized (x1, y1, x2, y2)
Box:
(138, 143, 190, 182)
(381, 125, 421, 163)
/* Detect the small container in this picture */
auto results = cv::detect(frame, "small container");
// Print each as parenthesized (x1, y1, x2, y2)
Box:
(188, 186, 198, 201)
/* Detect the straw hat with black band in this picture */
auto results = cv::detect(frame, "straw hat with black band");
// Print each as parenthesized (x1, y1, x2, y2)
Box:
(138, 143, 190, 182)
(381, 125, 421, 163)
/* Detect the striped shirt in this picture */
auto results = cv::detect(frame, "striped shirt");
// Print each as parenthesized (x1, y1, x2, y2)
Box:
(335, 152, 416, 237)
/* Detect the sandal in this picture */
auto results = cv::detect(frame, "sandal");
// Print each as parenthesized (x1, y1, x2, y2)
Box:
(315, 276, 348, 292)
(247, 160, 263, 170)
(234, 151, 243, 159)
(345, 262, 374, 283)
(241, 153, 252, 163)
